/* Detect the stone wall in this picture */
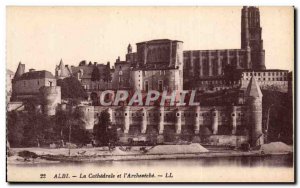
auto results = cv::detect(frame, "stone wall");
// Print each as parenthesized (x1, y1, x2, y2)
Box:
(40, 86, 61, 116)
(241, 70, 289, 92)
(202, 135, 249, 146)
(92, 105, 248, 140)
(136, 39, 183, 68)
(131, 69, 183, 92)
(111, 62, 131, 89)
(77, 105, 95, 130)
(13, 78, 57, 96)
(183, 49, 248, 79)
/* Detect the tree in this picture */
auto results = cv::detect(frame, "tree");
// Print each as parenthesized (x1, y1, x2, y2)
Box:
(79, 60, 86, 66)
(7, 106, 58, 147)
(68, 108, 91, 145)
(54, 108, 91, 145)
(103, 65, 112, 83)
(57, 76, 88, 100)
(7, 111, 26, 147)
(18, 151, 38, 161)
(7, 104, 91, 148)
(93, 111, 118, 146)
(54, 109, 70, 142)
(107, 124, 118, 147)
(262, 90, 293, 144)
(91, 66, 100, 81)
(22, 111, 50, 147)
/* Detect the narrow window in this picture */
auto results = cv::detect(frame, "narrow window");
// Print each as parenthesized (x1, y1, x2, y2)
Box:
(158, 80, 163, 92)
(145, 81, 149, 92)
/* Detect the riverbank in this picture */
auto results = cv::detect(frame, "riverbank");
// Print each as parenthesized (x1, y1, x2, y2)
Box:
(7, 142, 293, 164)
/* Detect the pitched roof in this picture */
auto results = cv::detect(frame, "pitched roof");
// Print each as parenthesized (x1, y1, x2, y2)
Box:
(56, 59, 71, 77)
(14, 62, 25, 79)
(246, 75, 263, 98)
(16, 70, 55, 80)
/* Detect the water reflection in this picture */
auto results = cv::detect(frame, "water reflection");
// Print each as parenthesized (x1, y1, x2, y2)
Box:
(11, 154, 293, 169)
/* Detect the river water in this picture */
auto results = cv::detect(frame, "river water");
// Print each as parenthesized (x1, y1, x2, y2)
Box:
(8, 154, 294, 182)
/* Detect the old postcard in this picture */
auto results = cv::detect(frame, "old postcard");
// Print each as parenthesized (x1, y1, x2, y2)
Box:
(6, 6, 294, 182)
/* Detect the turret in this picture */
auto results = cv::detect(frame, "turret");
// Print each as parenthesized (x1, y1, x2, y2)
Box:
(55, 59, 70, 79)
(194, 106, 201, 134)
(245, 75, 264, 146)
(123, 106, 130, 133)
(175, 108, 181, 134)
(141, 107, 147, 134)
(40, 86, 61, 116)
(231, 105, 237, 135)
(211, 108, 218, 135)
(127, 43, 132, 54)
(14, 62, 25, 80)
(77, 105, 95, 130)
(158, 106, 164, 134)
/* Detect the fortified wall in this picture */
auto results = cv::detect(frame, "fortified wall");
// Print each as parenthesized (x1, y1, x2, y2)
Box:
(76, 104, 252, 147)
(79, 76, 263, 147)
(89, 105, 249, 146)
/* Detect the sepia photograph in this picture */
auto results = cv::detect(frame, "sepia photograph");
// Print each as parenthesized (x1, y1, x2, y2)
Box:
(6, 6, 294, 183)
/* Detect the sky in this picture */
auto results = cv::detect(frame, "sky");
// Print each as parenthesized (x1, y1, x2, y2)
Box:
(6, 6, 294, 74)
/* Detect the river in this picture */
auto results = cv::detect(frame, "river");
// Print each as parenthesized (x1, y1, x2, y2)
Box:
(7, 154, 294, 182)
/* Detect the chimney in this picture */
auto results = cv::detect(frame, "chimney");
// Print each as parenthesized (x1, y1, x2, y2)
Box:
(94, 62, 97, 65)
(29, 68, 35, 72)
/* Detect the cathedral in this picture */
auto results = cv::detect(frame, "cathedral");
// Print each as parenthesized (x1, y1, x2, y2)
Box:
(9, 6, 290, 147)
(105, 6, 287, 94)
(53, 6, 287, 147)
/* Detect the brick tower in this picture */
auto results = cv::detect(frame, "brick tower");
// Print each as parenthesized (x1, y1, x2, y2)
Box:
(241, 6, 266, 70)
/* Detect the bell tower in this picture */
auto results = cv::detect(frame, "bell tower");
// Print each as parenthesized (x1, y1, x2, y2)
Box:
(241, 6, 266, 70)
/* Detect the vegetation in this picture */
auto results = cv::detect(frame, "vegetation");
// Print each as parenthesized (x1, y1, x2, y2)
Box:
(57, 76, 88, 100)
(91, 66, 100, 81)
(262, 90, 293, 144)
(7, 111, 26, 147)
(79, 60, 86, 66)
(103, 65, 112, 83)
(7, 107, 92, 148)
(93, 111, 118, 147)
(18, 151, 38, 161)
(55, 108, 92, 145)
